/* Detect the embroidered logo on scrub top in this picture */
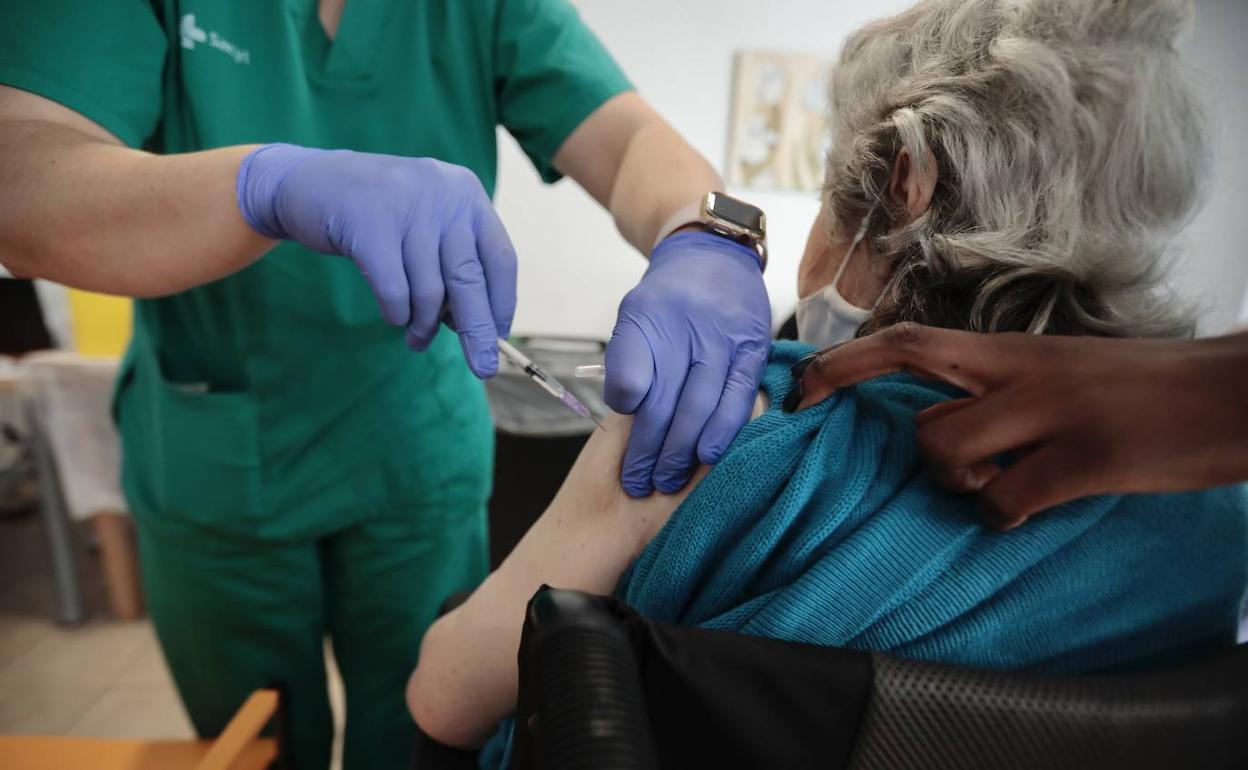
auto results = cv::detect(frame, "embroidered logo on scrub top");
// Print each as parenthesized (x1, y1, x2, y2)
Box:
(179, 13, 251, 65)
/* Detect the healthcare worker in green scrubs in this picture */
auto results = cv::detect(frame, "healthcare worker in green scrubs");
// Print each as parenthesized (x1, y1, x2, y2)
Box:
(0, 1, 773, 768)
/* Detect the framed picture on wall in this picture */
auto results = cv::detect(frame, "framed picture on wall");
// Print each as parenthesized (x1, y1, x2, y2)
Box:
(726, 50, 831, 194)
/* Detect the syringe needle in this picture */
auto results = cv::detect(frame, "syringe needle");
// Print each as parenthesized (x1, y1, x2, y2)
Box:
(574, 363, 606, 378)
(497, 338, 601, 427)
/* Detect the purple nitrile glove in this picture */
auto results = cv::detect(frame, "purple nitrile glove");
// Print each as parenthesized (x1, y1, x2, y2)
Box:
(236, 143, 517, 378)
(605, 230, 771, 498)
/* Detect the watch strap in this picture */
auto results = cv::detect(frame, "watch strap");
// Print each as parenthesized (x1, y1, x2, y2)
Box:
(651, 197, 768, 271)
(652, 200, 705, 252)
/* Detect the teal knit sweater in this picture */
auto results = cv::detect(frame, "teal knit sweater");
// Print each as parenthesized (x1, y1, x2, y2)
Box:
(483, 342, 1247, 767)
(618, 341, 1248, 672)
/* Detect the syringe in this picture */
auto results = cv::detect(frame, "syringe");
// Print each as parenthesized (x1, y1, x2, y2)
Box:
(497, 338, 602, 428)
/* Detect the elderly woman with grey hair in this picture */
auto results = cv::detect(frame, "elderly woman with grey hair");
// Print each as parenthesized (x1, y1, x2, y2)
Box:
(798, 0, 1205, 347)
(407, 0, 1248, 753)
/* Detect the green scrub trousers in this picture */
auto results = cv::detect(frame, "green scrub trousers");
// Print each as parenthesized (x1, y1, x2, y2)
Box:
(0, 2, 630, 768)
(138, 502, 486, 769)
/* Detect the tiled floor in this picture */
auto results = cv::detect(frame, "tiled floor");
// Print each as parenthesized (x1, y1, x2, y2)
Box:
(0, 509, 346, 768)
(0, 614, 187, 739)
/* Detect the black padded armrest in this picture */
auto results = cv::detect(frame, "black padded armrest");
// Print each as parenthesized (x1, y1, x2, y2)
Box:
(512, 588, 658, 770)
(511, 587, 873, 770)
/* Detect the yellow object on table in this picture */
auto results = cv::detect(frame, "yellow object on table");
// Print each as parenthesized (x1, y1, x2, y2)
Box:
(65, 289, 131, 357)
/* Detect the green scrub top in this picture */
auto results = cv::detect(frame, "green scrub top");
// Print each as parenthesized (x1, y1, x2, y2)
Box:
(0, 0, 632, 540)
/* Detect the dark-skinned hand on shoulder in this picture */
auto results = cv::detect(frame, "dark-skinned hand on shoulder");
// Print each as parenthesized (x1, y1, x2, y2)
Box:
(792, 323, 1248, 530)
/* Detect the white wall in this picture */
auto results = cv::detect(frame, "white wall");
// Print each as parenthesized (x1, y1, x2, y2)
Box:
(1179, 0, 1248, 332)
(497, 0, 1248, 340)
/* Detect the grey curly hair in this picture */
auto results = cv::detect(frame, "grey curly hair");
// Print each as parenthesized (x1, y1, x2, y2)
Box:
(824, 0, 1208, 338)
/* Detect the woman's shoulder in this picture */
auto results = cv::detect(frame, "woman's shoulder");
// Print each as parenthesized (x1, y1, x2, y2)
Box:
(762, 340, 958, 433)
(1113, 482, 1248, 534)
(761, 339, 1248, 543)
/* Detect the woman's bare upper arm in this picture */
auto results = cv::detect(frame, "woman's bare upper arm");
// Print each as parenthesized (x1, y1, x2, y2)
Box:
(407, 392, 769, 746)
(544, 391, 770, 559)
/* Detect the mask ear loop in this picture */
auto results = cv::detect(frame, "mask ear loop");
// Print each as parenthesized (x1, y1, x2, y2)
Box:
(830, 204, 883, 309)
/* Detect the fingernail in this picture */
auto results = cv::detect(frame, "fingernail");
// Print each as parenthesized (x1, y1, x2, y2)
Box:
(655, 472, 692, 495)
(473, 356, 498, 379)
(783, 381, 804, 413)
(405, 329, 431, 351)
(978, 499, 1020, 532)
(622, 479, 652, 499)
(790, 353, 818, 379)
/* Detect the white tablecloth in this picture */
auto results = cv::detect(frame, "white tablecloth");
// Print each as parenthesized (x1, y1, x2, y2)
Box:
(17, 352, 126, 520)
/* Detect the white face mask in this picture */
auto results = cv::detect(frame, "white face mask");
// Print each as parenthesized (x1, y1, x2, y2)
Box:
(796, 211, 878, 348)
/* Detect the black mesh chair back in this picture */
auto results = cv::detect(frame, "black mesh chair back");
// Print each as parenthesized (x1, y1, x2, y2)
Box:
(509, 588, 1248, 770)
(849, 644, 1248, 769)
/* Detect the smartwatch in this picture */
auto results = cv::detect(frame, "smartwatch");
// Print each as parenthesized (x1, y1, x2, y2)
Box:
(653, 192, 768, 271)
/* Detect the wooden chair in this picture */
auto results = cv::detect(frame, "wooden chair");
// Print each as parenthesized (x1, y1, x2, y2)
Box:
(0, 688, 283, 770)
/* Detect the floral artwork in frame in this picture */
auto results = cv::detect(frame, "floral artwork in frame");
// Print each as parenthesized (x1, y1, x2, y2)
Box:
(726, 50, 831, 193)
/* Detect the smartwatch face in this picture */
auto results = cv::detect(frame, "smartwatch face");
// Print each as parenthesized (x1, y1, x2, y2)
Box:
(708, 193, 765, 234)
